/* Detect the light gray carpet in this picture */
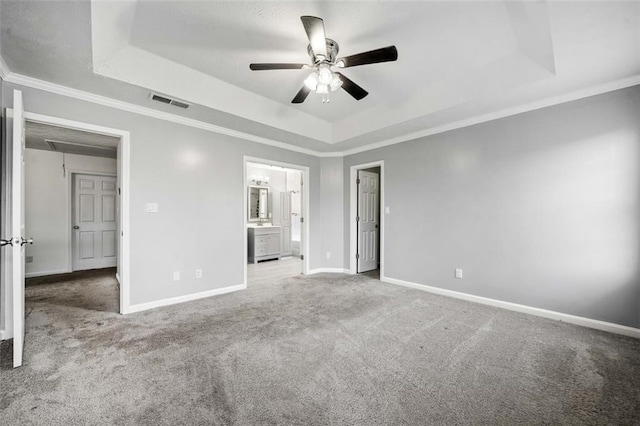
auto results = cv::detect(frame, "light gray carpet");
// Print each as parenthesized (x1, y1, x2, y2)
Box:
(2, 268, 640, 425)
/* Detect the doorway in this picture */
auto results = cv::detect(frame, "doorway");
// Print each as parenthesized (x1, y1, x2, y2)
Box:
(22, 124, 122, 316)
(350, 161, 384, 277)
(1, 93, 131, 367)
(243, 157, 309, 286)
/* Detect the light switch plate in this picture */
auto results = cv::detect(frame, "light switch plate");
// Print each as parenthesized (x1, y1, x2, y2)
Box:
(145, 202, 159, 213)
(455, 268, 463, 279)
(385, 206, 390, 214)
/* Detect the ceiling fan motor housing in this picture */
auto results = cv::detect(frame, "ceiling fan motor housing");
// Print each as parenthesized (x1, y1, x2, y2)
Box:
(307, 38, 339, 64)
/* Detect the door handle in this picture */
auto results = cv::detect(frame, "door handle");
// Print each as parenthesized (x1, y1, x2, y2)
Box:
(20, 237, 33, 246)
(1, 238, 19, 247)
(73, 226, 80, 230)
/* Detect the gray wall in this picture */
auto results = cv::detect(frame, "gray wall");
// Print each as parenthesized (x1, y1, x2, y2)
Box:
(344, 86, 640, 328)
(320, 157, 344, 269)
(1, 82, 329, 309)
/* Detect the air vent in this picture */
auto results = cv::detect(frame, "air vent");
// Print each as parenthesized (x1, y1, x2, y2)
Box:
(150, 93, 190, 109)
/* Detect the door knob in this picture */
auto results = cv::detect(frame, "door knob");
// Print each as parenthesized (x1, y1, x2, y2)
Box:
(73, 226, 80, 230)
(20, 237, 33, 246)
(1, 238, 18, 247)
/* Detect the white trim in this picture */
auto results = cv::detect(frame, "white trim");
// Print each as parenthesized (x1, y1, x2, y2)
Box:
(115, 273, 120, 284)
(0, 329, 10, 340)
(127, 283, 246, 314)
(307, 268, 349, 275)
(349, 161, 385, 276)
(25, 269, 71, 278)
(0, 56, 9, 80)
(341, 74, 640, 156)
(3, 67, 638, 158)
(381, 276, 640, 339)
(5, 73, 323, 157)
(243, 156, 310, 284)
(19, 111, 132, 316)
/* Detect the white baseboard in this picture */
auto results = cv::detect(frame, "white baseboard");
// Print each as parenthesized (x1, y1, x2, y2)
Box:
(308, 268, 350, 275)
(124, 283, 246, 314)
(0, 329, 10, 340)
(381, 276, 640, 339)
(25, 269, 71, 278)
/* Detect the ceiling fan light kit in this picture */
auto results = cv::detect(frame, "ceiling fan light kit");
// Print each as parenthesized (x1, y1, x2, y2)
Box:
(250, 16, 398, 104)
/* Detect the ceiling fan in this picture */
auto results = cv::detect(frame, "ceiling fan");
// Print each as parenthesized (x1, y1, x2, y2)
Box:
(250, 16, 398, 104)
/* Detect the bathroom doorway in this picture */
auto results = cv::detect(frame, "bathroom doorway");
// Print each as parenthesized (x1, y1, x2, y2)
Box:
(243, 157, 309, 286)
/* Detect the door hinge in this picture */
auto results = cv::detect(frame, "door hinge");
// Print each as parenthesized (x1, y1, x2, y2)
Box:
(118, 187, 121, 195)
(356, 178, 360, 185)
(300, 217, 304, 223)
(356, 216, 360, 222)
(356, 253, 360, 260)
(300, 254, 304, 260)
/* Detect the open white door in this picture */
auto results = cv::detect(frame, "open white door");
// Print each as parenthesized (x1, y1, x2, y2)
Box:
(357, 170, 379, 273)
(11, 90, 27, 367)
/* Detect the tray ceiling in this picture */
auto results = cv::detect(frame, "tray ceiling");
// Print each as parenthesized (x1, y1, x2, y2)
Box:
(1, 1, 639, 153)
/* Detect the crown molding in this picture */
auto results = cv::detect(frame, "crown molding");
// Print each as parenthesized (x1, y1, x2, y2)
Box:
(0, 55, 9, 80)
(2, 52, 638, 159)
(4, 71, 331, 157)
(340, 74, 640, 156)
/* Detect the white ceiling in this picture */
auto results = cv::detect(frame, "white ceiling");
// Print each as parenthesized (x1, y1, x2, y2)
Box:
(2, 1, 639, 153)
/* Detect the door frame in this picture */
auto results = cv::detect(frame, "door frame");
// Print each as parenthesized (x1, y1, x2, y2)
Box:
(243, 156, 310, 285)
(7, 110, 132, 316)
(68, 171, 118, 273)
(349, 160, 385, 276)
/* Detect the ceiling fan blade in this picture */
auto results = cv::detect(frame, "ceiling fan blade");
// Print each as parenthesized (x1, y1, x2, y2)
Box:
(335, 72, 368, 100)
(291, 86, 311, 104)
(337, 46, 398, 68)
(301, 16, 327, 59)
(250, 63, 308, 71)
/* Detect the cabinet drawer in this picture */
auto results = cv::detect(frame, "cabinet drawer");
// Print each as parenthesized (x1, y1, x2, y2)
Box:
(255, 236, 268, 245)
(253, 227, 280, 236)
(255, 245, 268, 256)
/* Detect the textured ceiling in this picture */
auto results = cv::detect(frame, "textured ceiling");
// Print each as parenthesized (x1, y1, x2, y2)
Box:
(2, 1, 639, 153)
(26, 122, 119, 159)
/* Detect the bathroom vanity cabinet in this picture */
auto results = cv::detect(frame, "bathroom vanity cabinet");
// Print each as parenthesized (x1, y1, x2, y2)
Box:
(248, 226, 281, 263)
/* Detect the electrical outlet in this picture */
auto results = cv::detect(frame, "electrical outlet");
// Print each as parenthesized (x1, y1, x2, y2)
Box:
(455, 268, 463, 279)
(326, 252, 331, 259)
(173, 271, 180, 281)
(26, 256, 33, 263)
(196, 269, 203, 279)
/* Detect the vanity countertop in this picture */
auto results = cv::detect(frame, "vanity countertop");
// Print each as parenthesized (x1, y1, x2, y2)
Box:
(247, 223, 280, 228)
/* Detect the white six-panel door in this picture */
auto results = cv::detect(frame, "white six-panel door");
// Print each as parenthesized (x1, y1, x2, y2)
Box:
(72, 174, 117, 271)
(357, 170, 380, 273)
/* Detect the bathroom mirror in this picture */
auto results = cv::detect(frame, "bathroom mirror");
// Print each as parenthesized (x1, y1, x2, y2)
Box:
(248, 185, 269, 221)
